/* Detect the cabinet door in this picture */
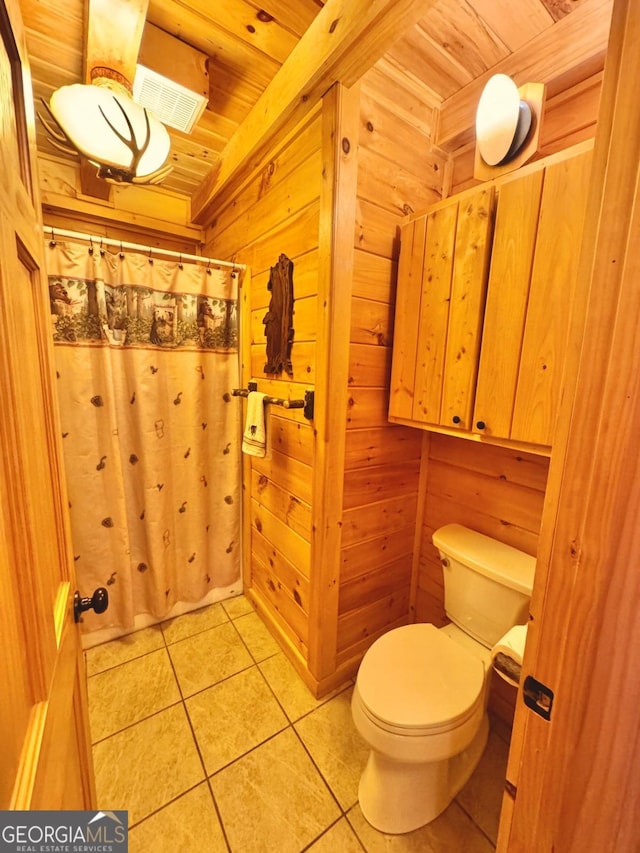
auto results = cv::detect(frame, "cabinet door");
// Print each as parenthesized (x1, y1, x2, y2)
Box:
(412, 201, 458, 424)
(389, 215, 427, 420)
(473, 170, 545, 439)
(439, 186, 495, 429)
(391, 186, 494, 432)
(510, 150, 593, 445)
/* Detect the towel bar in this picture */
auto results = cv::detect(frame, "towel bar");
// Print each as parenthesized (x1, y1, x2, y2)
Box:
(231, 385, 314, 420)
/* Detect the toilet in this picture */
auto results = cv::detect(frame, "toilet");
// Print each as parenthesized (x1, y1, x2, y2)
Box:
(351, 523, 535, 834)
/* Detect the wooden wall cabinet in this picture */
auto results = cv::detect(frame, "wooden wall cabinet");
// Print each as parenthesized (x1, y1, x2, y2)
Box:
(390, 144, 593, 449)
(389, 186, 495, 431)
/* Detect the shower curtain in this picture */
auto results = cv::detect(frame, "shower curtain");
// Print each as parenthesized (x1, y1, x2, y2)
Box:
(47, 239, 241, 632)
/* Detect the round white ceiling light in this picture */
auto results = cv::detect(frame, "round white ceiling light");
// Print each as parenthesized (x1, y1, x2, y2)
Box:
(475, 74, 532, 166)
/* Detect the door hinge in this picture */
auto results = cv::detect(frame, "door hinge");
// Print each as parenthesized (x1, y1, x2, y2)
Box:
(523, 674, 554, 721)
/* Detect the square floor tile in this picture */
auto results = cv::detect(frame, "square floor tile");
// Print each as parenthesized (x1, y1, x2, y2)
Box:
(455, 729, 509, 844)
(294, 688, 369, 810)
(307, 818, 364, 852)
(347, 801, 495, 852)
(210, 728, 340, 853)
(88, 648, 181, 742)
(85, 626, 165, 676)
(161, 602, 229, 645)
(128, 783, 227, 853)
(221, 593, 254, 620)
(93, 704, 204, 826)
(168, 621, 254, 697)
(233, 610, 281, 662)
(259, 652, 346, 722)
(186, 667, 288, 775)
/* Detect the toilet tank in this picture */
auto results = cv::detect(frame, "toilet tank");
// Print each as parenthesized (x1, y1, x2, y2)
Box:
(432, 524, 536, 648)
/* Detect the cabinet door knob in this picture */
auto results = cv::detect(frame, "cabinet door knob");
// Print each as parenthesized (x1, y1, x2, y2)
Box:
(476, 420, 486, 430)
(452, 416, 461, 424)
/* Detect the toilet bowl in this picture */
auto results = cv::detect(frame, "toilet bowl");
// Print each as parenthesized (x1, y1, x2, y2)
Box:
(351, 622, 491, 834)
(352, 524, 535, 835)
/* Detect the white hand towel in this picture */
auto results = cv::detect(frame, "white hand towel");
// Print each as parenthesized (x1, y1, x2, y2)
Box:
(241, 391, 267, 457)
(491, 624, 528, 687)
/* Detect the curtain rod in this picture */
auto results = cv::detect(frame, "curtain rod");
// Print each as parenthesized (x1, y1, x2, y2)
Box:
(45, 227, 246, 271)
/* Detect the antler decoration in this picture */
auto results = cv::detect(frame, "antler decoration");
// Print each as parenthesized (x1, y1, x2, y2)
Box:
(95, 97, 172, 184)
(38, 98, 78, 157)
(38, 82, 173, 186)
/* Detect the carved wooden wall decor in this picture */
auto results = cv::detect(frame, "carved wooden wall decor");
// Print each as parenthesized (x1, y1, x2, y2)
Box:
(263, 253, 294, 375)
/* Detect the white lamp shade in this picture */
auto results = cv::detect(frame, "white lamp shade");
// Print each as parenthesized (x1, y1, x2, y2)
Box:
(475, 74, 521, 166)
(49, 83, 171, 178)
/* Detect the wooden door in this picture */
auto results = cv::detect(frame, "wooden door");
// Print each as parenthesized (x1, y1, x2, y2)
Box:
(0, 0, 95, 809)
(499, 0, 640, 849)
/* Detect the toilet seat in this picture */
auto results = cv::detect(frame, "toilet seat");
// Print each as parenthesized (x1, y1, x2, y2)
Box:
(356, 623, 485, 735)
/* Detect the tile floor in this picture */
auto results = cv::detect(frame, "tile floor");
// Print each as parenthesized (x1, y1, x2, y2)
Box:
(85, 595, 510, 853)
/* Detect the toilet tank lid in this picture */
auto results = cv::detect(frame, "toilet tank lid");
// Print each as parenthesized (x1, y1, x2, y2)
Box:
(432, 524, 535, 595)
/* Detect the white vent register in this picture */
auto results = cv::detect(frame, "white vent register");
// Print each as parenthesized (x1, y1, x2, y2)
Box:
(133, 65, 207, 133)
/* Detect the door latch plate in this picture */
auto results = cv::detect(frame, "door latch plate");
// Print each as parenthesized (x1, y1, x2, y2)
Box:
(522, 675, 554, 721)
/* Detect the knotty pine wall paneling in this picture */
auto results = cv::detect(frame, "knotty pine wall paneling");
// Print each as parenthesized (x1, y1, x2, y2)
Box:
(335, 64, 446, 670)
(305, 83, 361, 690)
(417, 433, 550, 724)
(204, 104, 322, 684)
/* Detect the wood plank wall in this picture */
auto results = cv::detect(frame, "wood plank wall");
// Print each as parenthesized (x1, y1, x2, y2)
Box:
(450, 70, 603, 194)
(417, 433, 550, 722)
(335, 65, 445, 669)
(204, 63, 448, 689)
(204, 104, 323, 672)
(39, 157, 203, 251)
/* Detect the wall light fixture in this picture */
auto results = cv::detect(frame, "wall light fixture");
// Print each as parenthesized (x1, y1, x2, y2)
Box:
(40, 68, 172, 185)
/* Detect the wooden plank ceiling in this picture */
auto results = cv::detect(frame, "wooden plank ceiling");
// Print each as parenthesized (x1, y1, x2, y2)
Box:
(20, 0, 610, 215)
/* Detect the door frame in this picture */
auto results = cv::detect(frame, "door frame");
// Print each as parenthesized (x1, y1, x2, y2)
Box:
(499, 0, 640, 848)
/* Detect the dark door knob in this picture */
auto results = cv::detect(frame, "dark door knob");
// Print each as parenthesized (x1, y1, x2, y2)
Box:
(452, 415, 461, 424)
(74, 587, 109, 623)
(476, 420, 486, 430)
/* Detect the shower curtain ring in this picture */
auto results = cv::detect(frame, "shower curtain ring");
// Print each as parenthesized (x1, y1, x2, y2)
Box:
(119, 243, 125, 260)
(231, 256, 238, 279)
(49, 228, 56, 248)
(88, 236, 94, 256)
(148, 248, 154, 265)
(99, 238, 105, 257)
(206, 260, 212, 276)
(178, 254, 183, 270)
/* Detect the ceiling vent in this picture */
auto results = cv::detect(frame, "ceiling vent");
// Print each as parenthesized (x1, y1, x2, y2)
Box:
(133, 65, 207, 134)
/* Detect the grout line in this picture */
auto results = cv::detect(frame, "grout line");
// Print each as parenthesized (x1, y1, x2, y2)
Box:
(203, 775, 232, 853)
(299, 816, 363, 853)
(85, 640, 166, 678)
(90, 696, 184, 747)
(288, 722, 345, 814)
(454, 798, 497, 850)
(208, 726, 288, 778)
(173, 659, 257, 701)
(88, 597, 501, 852)
(161, 614, 233, 649)
(164, 628, 234, 852)
(125, 781, 204, 832)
